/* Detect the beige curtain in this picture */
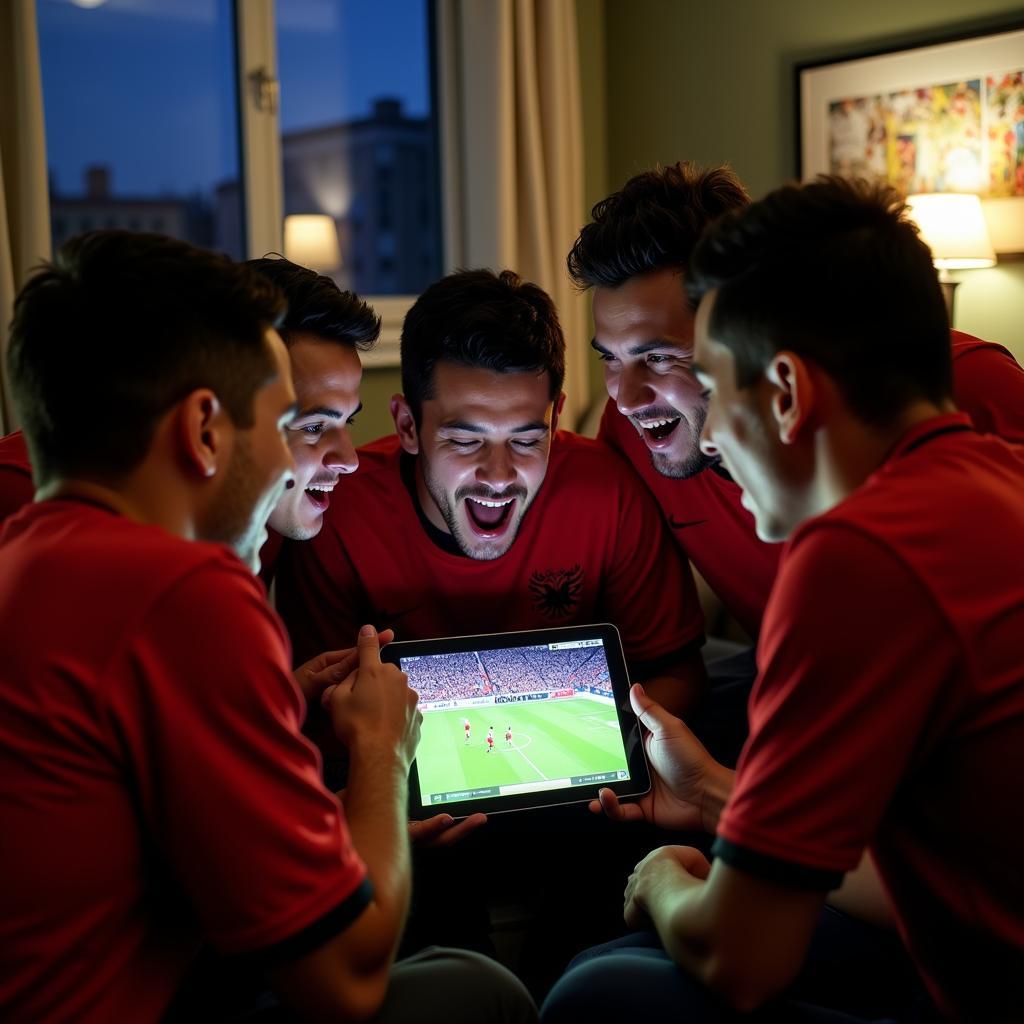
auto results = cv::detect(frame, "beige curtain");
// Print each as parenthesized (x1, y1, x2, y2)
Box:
(0, 0, 51, 435)
(437, 0, 589, 429)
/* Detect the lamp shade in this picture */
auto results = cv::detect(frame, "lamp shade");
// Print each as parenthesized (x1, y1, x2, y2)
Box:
(905, 193, 996, 270)
(283, 215, 340, 271)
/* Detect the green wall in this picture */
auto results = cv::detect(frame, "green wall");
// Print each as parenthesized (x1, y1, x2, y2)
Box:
(584, 0, 1024, 362)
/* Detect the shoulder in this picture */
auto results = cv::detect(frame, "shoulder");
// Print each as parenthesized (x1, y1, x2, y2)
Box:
(549, 430, 643, 487)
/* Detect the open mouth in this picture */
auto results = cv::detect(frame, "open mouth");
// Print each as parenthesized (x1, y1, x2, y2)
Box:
(464, 495, 516, 537)
(304, 483, 334, 512)
(637, 416, 681, 447)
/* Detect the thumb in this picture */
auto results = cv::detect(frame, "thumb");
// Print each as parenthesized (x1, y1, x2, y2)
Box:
(356, 623, 382, 666)
(630, 682, 676, 736)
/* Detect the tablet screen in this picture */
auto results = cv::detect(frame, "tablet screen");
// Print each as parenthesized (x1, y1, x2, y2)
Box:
(382, 623, 650, 817)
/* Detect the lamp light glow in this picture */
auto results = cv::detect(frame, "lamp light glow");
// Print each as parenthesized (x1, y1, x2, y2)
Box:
(905, 193, 996, 270)
(283, 215, 340, 272)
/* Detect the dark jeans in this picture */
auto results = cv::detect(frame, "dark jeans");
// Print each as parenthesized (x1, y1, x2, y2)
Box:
(541, 912, 938, 1024)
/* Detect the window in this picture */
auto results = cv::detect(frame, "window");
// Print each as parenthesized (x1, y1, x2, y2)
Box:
(36, 0, 245, 259)
(275, 0, 441, 298)
(35, 0, 441, 367)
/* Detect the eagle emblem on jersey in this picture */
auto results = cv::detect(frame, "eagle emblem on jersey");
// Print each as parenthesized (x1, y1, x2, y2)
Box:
(528, 564, 584, 619)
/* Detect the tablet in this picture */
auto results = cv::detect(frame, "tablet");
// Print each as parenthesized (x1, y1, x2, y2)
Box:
(381, 622, 650, 818)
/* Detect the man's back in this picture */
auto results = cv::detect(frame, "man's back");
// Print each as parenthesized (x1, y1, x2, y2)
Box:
(0, 500, 368, 1023)
(719, 415, 1024, 1018)
(276, 430, 704, 668)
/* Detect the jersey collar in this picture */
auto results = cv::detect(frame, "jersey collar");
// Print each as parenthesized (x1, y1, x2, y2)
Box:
(887, 411, 974, 462)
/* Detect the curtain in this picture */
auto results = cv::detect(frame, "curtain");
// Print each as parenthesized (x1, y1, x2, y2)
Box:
(0, 0, 51, 435)
(436, 0, 589, 429)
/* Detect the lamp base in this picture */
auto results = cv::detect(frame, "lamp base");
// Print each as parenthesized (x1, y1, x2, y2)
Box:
(938, 275, 959, 326)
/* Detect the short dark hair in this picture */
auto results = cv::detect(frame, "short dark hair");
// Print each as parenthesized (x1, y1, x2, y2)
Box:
(400, 269, 565, 422)
(248, 256, 381, 351)
(8, 230, 286, 485)
(687, 176, 951, 426)
(567, 161, 750, 300)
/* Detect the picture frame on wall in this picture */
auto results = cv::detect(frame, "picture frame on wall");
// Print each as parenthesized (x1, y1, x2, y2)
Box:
(797, 26, 1024, 254)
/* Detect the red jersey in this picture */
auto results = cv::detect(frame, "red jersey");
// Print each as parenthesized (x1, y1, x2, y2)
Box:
(0, 430, 33, 528)
(276, 431, 704, 669)
(598, 401, 779, 637)
(0, 501, 370, 1023)
(949, 329, 1024, 442)
(598, 330, 1024, 636)
(715, 414, 1024, 1020)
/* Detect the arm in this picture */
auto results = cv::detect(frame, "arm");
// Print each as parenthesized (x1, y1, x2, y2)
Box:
(626, 849, 826, 1012)
(827, 850, 897, 930)
(267, 626, 421, 1022)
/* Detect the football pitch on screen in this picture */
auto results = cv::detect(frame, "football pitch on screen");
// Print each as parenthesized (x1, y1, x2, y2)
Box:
(415, 698, 628, 800)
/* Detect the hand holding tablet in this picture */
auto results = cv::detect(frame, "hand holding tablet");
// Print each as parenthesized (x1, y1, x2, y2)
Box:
(381, 623, 651, 818)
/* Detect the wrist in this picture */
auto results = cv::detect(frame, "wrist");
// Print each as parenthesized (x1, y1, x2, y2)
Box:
(699, 761, 734, 833)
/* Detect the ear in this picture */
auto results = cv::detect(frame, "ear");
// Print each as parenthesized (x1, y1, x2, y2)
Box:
(551, 392, 566, 434)
(765, 352, 815, 446)
(176, 389, 225, 478)
(391, 394, 419, 455)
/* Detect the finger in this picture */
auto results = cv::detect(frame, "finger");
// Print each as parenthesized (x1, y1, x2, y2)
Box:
(422, 813, 488, 848)
(322, 675, 355, 709)
(355, 624, 382, 666)
(597, 787, 646, 823)
(629, 682, 680, 737)
(377, 628, 396, 647)
(408, 814, 455, 845)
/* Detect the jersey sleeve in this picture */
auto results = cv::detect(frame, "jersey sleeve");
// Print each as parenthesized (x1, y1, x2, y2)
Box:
(952, 343, 1024, 444)
(275, 525, 370, 666)
(716, 524, 962, 882)
(600, 462, 705, 663)
(111, 559, 370, 955)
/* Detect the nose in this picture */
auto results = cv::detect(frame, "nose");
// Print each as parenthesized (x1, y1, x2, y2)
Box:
(614, 363, 653, 416)
(324, 426, 359, 475)
(476, 446, 516, 490)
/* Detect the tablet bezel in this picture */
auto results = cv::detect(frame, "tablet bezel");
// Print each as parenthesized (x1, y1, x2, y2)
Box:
(381, 622, 650, 818)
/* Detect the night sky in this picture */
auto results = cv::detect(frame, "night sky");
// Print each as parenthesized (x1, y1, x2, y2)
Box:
(37, 0, 430, 198)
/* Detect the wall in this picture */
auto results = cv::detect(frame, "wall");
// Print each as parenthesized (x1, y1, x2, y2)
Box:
(589, 0, 1024, 362)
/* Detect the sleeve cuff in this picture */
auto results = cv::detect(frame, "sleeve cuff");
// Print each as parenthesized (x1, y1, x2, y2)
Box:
(232, 877, 374, 971)
(712, 837, 844, 892)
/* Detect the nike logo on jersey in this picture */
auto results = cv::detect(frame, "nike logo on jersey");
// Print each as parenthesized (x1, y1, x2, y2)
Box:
(668, 516, 708, 530)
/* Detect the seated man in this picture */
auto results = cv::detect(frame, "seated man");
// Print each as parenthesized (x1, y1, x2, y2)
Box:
(570, 161, 1024, 641)
(276, 268, 708, 718)
(1, 255, 371, 575)
(542, 178, 1024, 1023)
(0, 231, 535, 1024)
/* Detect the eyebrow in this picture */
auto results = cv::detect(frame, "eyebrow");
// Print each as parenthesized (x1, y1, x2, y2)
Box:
(293, 402, 362, 421)
(440, 419, 550, 434)
(591, 337, 679, 357)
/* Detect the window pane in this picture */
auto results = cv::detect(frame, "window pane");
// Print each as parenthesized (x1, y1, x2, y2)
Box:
(37, 0, 244, 259)
(276, 0, 441, 295)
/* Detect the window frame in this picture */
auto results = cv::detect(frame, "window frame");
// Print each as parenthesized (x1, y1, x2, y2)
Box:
(237, 0, 427, 368)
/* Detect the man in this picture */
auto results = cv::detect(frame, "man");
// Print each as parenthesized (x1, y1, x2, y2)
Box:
(276, 268, 707, 719)
(542, 179, 1024, 1022)
(0, 232, 535, 1024)
(0, 254, 374, 565)
(248, 256, 378, 576)
(569, 161, 1024, 639)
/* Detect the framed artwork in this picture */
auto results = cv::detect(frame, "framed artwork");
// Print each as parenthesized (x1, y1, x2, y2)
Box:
(797, 26, 1024, 253)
